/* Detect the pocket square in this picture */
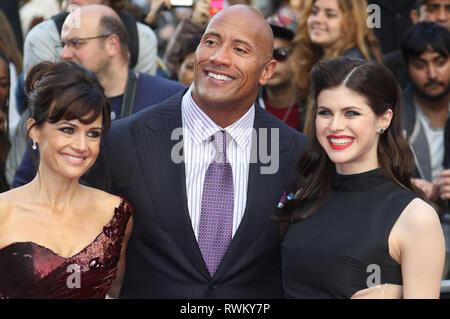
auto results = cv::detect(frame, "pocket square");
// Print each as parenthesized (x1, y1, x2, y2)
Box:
(278, 192, 294, 208)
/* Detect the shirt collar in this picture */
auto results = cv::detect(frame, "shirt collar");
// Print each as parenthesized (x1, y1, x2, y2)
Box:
(182, 84, 255, 150)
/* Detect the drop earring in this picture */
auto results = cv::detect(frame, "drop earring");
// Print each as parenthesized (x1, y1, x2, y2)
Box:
(32, 140, 37, 150)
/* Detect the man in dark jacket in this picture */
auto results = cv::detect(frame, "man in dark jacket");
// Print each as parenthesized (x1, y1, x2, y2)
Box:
(383, 0, 450, 89)
(401, 21, 450, 278)
(83, 5, 309, 298)
(11, 5, 184, 187)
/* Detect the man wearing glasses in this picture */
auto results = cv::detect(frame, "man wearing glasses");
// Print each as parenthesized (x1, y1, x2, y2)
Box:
(23, 0, 157, 76)
(257, 14, 303, 131)
(11, 4, 184, 188)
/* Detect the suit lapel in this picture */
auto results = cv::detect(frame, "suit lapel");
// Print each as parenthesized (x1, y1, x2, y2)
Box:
(130, 96, 293, 280)
(412, 129, 432, 181)
(131, 93, 210, 279)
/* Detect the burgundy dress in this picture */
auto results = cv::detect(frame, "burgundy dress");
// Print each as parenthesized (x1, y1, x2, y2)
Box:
(0, 196, 133, 299)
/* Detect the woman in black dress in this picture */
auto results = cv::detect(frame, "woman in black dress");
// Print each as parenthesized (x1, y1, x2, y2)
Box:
(281, 57, 445, 298)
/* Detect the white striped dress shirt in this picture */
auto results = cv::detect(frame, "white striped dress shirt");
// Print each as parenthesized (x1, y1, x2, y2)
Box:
(181, 84, 255, 239)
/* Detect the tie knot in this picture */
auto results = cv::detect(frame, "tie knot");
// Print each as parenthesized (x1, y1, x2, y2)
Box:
(211, 130, 229, 162)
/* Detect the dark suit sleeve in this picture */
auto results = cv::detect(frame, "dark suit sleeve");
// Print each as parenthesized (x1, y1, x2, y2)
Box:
(279, 128, 310, 194)
(294, 131, 310, 158)
(11, 147, 38, 188)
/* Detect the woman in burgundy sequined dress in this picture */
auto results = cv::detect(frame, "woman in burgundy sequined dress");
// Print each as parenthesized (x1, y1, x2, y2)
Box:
(0, 61, 133, 299)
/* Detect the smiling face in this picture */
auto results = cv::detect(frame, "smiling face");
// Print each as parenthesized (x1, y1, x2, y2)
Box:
(191, 6, 276, 121)
(29, 115, 103, 181)
(315, 85, 392, 174)
(307, 0, 343, 49)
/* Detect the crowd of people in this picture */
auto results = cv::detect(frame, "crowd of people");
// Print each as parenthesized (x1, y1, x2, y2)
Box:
(0, 0, 448, 299)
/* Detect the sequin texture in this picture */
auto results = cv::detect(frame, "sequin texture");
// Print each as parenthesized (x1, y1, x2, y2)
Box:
(0, 196, 133, 299)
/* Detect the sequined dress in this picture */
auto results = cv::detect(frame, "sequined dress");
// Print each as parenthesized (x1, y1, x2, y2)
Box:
(0, 196, 133, 299)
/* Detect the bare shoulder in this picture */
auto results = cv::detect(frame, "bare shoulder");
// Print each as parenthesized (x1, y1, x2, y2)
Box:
(0, 187, 26, 214)
(398, 198, 440, 226)
(0, 195, 13, 218)
(0, 189, 23, 237)
(81, 185, 122, 210)
(395, 198, 442, 238)
(0, 187, 21, 201)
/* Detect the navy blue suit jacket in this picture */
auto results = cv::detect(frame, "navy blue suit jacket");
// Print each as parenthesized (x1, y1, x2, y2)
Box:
(11, 73, 185, 187)
(83, 90, 309, 298)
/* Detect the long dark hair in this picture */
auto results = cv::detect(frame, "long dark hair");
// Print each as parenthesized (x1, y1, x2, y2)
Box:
(280, 57, 425, 235)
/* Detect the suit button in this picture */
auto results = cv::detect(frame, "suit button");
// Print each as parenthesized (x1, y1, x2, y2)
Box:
(209, 282, 217, 290)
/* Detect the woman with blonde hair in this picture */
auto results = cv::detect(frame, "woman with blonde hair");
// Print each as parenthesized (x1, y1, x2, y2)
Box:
(292, 0, 382, 137)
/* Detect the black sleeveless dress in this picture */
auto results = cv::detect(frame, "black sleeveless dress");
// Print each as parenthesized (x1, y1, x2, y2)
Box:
(281, 168, 417, 298)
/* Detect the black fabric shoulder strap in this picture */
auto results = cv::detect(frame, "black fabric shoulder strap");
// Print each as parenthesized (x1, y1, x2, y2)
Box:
(120, 69, 137, 118)
(52, 11, 139, 69)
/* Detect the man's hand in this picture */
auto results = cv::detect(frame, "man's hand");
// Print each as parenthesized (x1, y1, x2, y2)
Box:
(412, 178, 440, 201)
(192, 0, 211, 25)
(437, 169, 450, 200)
(145, 0, 172, 25)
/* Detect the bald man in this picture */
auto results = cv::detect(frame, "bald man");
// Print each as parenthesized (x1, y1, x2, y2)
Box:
(11, 5, 184, 189)
(23, 0, 157, 75)
(84, 5, 309, 298)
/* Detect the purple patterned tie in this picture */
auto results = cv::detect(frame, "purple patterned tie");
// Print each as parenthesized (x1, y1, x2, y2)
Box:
(198, 130, 234, 277)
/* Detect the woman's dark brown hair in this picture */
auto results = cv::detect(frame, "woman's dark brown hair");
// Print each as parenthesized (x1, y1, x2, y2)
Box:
(280, 57, 425, 235)
(26, 61, 111, 166)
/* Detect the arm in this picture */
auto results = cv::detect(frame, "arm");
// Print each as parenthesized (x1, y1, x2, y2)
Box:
(108, 214, 133, 299)
(394, 198, 445, 298)
(144, 0, 172, 26)
(437, 169, 450, 200)
(23, 20, 61, 72)
(135, 22, 158, 75)
(411, 178, 440, 202)
(411, 169, 450, 214)
(162, 1, 210, 75)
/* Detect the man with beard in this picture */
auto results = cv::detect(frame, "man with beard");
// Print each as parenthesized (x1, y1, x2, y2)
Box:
(257, 14, 303, 131)
(401, 21, 450, 278)
(383, 0, 450, 89)
(10, 5, 184, 188)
